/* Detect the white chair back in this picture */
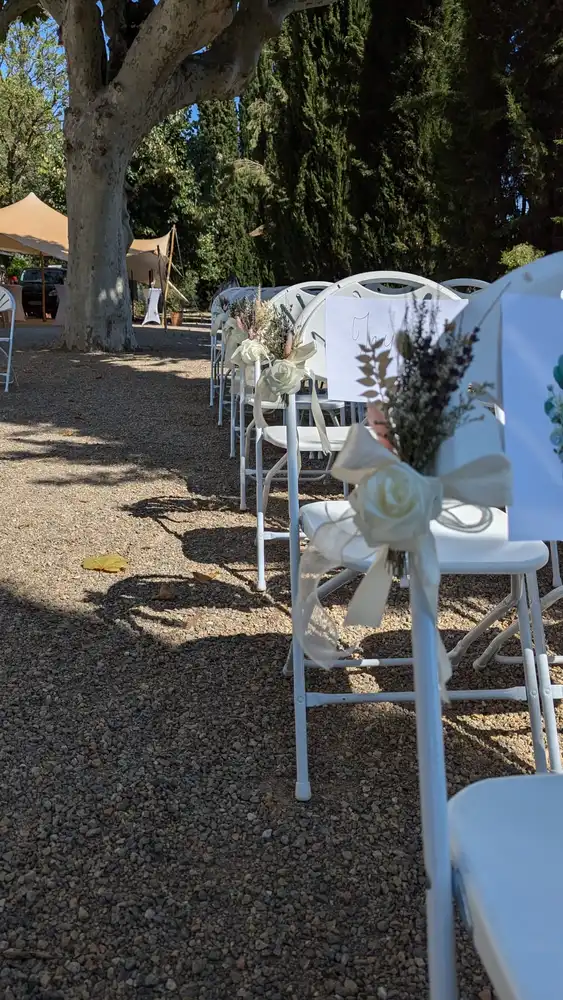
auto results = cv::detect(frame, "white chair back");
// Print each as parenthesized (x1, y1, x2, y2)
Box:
(296, 270, 462, 380)
(0, 287, 16, 391)
(442, 278, 490, 298)
(211, 286, 289, 333)
(453, 251, 563, 400)
(269, 281, 332, 321)
(0, 287, 15, 315)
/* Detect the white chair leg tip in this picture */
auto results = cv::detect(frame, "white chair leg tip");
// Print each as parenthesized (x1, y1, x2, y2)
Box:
(295, 780, 312, 802)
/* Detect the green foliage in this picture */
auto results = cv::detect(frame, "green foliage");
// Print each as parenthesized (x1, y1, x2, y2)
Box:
(4, 0, 563, 299)
(127, 111, 200, 241)
(0, 22, 65, 208)
(500, 243, 546, 273)
(188, 99, 262, 302)
(5, 254, 31, 277)
(553, 358, 563, 391)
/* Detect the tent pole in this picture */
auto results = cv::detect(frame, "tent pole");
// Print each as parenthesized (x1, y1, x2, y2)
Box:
(163, 225, 176, 331)
(40, 252, 46, 322)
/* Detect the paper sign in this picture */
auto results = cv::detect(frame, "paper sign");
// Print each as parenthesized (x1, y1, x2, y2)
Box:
(324, 295, 468, 403)
(502, 292, 563, 541)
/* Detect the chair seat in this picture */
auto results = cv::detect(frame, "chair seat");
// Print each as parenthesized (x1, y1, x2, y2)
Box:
(449, 775, 563, 1000)
(300, 499, 548, 573)
(263, 425, 349, 453)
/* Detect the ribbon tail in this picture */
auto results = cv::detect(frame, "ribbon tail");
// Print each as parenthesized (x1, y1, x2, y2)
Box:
(345, 548, 392, 627)
(296, 540, 357, 669)
(310, 379, 333, 455)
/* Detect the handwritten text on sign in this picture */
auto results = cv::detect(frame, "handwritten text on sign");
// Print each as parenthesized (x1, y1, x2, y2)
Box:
(325, 295, 468, 403)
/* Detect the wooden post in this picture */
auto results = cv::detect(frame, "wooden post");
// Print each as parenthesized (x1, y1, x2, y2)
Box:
(163, 226, 176, 331)
(40, 252, 46, 322)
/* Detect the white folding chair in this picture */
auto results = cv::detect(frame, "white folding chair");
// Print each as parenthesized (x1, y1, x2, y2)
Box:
(412, 539, 563, 1000)
(442, 277, 490, 297)
(288, 271, 563, 800)
(217, 287, 289, 428)
(252, 272, 463, 592)
(141, 287, 162, 326)
(0, 287, 16, 392)
(443, 254, 563, 668)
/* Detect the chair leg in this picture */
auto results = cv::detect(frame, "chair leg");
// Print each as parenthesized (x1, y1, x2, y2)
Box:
(229, 387, 237, 458)
(514, 574, 547, 773)
(218, 358, 226, 426)
(550, 541, 562, 589)
(526, 572, 562, 773)
(484, 584, 563, 667)
(209, 335, 216, 406)
(447, 581, 519, 668)
(292, 637, 311, 801)
(410, 574, 459, 1000)
(255, 431, 266, 593)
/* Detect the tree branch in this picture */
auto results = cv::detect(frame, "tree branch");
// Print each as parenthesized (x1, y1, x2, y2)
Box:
(63, 0, 107, 105)
(42, 0, 64, 24)
(148, 0, 332, 128)
(112, 0, 234, 117)
(103, 0, 129, 80)
(0, 0, 37, 41)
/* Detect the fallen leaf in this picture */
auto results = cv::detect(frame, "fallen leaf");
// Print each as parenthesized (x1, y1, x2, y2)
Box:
(193, 570, 219, 583)
(155, 582, 175, 601)
(81, 553, 128, 574)
(478, 990, 493, 1000)
(61, 429, 76, 436)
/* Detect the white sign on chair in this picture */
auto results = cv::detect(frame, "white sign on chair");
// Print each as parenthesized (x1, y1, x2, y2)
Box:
(502, 293, 563, 541)
(324, 296, 467, 402)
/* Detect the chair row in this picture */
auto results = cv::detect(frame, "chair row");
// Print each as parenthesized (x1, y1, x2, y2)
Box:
(210, 260, 563, 998)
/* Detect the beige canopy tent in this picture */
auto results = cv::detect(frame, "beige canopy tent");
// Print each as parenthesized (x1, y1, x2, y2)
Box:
(0, 193, 172, 285)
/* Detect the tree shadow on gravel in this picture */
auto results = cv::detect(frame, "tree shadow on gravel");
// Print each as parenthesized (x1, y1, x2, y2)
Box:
(84, 571, 293, 635)
(0, 581, 550, 1000)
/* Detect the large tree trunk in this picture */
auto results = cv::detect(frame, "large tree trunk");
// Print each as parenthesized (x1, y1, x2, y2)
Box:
(63, 113, 136, 352)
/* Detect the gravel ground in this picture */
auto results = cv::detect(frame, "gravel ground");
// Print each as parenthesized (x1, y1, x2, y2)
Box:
(0, 338, 562, 1000)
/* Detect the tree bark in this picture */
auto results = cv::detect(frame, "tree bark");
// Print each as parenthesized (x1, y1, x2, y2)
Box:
(63, 109, 135, 351)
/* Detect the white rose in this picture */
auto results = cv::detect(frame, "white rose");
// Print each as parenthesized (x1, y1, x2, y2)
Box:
(264, 359, 304, 397)
(351, 462, 443, 549)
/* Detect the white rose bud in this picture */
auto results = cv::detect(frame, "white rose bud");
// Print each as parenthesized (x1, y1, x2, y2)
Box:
(264, 359, 304, 397)
(352, 463, 443, 548)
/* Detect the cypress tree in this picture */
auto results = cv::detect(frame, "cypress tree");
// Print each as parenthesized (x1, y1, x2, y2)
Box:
(241, 0, 370, 282)
(190, 99, 261, 298)
(504, 0, 563, 255)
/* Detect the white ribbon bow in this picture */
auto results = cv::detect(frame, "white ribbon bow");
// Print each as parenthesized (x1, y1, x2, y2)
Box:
(230, 338, 271, 368)
(297, 423, 512, 696)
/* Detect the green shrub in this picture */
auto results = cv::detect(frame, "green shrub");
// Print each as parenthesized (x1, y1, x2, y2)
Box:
(500, 243, 545, 273)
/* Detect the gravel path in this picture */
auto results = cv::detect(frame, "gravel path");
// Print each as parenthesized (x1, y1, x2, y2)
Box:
(0, 340, 562, 1000)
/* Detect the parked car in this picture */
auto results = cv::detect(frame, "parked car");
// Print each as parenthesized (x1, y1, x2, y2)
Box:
(20, 265, 66, 318)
